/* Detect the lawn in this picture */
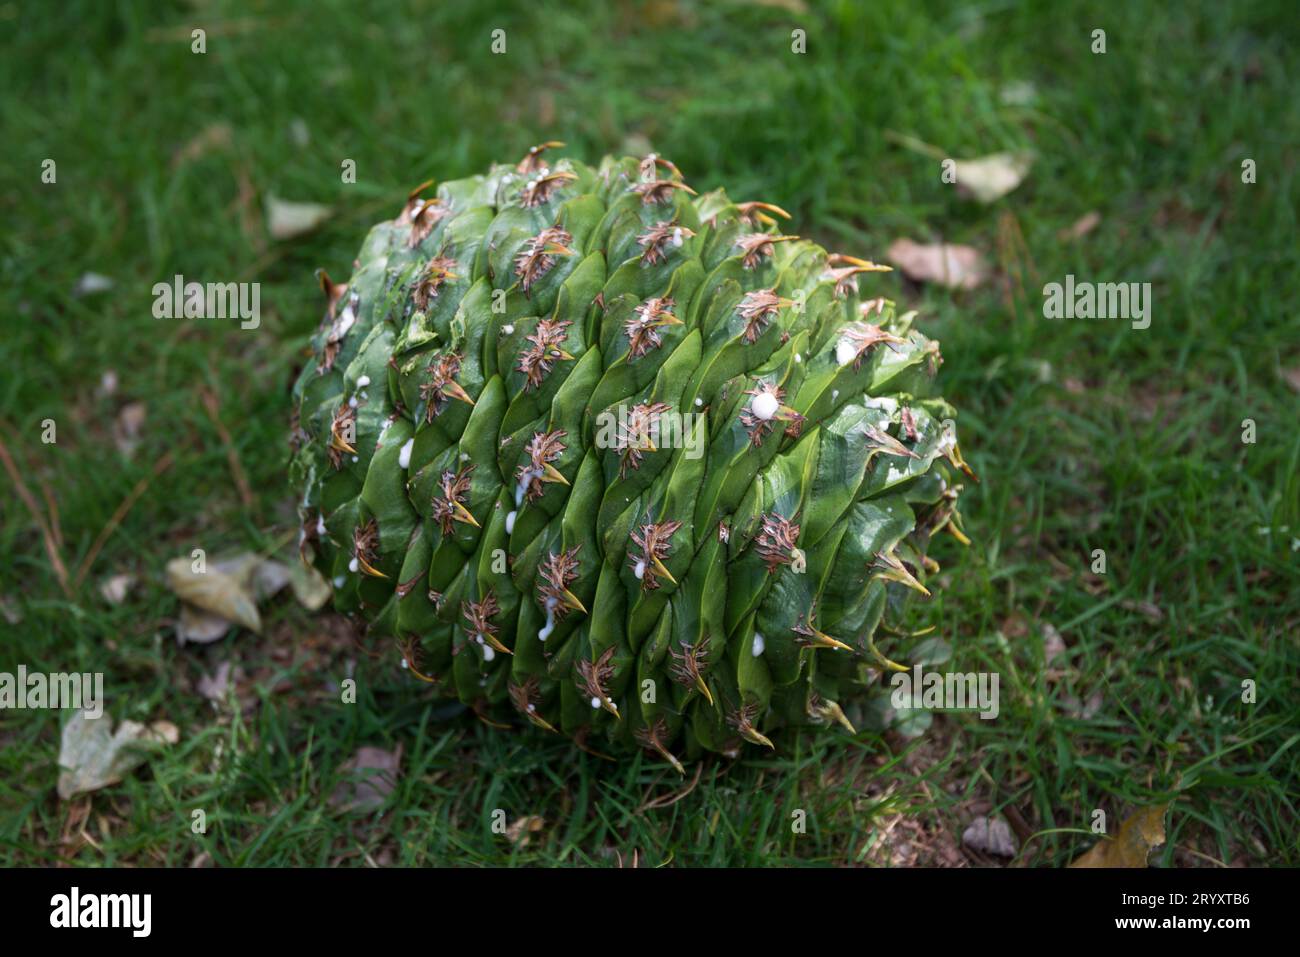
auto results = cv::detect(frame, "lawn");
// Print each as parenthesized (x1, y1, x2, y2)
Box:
(1, 0, 1297, 867)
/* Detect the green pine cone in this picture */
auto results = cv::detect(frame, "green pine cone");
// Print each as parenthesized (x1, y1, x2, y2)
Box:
(289, 144, 974, 769)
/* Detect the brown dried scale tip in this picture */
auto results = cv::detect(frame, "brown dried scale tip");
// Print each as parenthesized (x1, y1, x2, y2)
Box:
(397, 180, 434, 222)
(538, 544, 586, 620)
(726, 701, 773, 749)
(615, 401, 670, 478)
(516, 317, 575, 391)
(633, 718, 685, 775)
(431, 465, 478, 535)
(900, 406, 919, 441)
(740, 381, 803, 446)
(754, 511, 800, 573)
(807, 692, 857, 733)
(637, 220, 695, 265)
(629, 516, 682, 591)
(734, 200, 792, 229)
(288, 407, 308, 455)
(419, 351, 474, 421)
(352, 518, 387, 578)
(406, 197, 449, 248)
(668, 638, 713, 705)
(576, 646, 619, 718)
(834, 321, 907, 369)
(462, 589, 510, 656)
(792, 605, 853, 651)
(514, 225, 575, 296)
(734, 232, 798, 270)
(638, 153, 681, 181)
(509, 677, 556, 732)
(412, 256, 459, 310)
(395, 570, 423, 599)
(624, 296, 682, 359)
(396, 634, 439, 684)
(823, 254, 892, 298)
(735, 289, 788, 343)
(520, 169, 577, 208)
(861, 421, 920, 462)
(860, 296, 889, 318)
(299, 508, 323, 562)
(318, 291, 359, 372)
(517, 141, 565, 175)
(317, 269, 348, 323)
(518, 429, 569, 502)
(872, 547, 931, 597)
(632, 179, 697, 206)
(327, 402, 357, 469)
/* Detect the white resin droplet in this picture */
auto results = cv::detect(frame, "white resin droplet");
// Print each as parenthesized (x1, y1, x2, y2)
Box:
(836, 339, 857, 366)
(348, 396, 358, 408)
(505, 510, 516, 534)
(794, 353, 803, 363)
(348, 557, 359, 573)
(591, 696, 601, 709)
(751, 392, 779, 421)
(538, 599, 557, 641)
(356, 375, 371, 388)
(332, 575, 345, 588)
(398, 437, 414, 470)
(514, 469, 538, 508)
(502, 324, 515, 335)
(752, 632, 766, 657)
(694, 397, 703, 407)
(482, 645, 496, 662)
(633, 560, 646, 580)
(316, 515, 327, 536)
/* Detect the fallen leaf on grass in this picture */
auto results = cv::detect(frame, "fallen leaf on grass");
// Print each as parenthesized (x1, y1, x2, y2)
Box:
(72, 273, 115, 297)
(57, 711, 179, 800)
(1280, 367, 1300, 394)
(168, 551, 326, 644)
(505, 815, 546, 847)
(178, 604, 233, 645)
(1058, 211, 1102, 241)
(196, 661, 238, 701)
(330, 746, 401, 813)
(999, 81, 1038, 106)
(266, 195, 332, 240)
(962, 816, 1018, 857)
(1041, 622, 1066, 664)
(887, 238, 988, 290)
(953, 152, 1034, 204)
(251, 559, 292, 601)
(97, 370, 118, 399)
(172, 122, 233, 168)
(113, 402, 147, 457)
(1120, 598, 1164, 622)
(289, 561, 332, 611)
(288, 118, 311, 147)
(1070, 803, 1171, 867)
(1060, 691, 1104, 720)
(166, 556, 262, 635)
(99, 573, 136, 605)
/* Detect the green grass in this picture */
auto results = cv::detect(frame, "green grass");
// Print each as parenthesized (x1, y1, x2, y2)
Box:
(1, 0, 1297, 866)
